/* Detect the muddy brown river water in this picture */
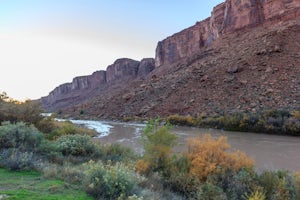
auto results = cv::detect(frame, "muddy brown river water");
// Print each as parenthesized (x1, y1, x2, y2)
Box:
(69, 119, 300, 172)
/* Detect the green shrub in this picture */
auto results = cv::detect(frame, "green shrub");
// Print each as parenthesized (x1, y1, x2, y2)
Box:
(295, 173, 300, 199)
(0, 121, 44, 152)
(258, 170, 297, 200)
(264, 109, 291, 119)
(102, 143, 137, 163)
(127, 194, 144, 200)
(223, 113, 243, 131)
(83, 161, 139, 199)
(42, 163, 85, 185)
(239, 114, 260, 132)
(284, 118, 300, 136)
(46, 120, 97, 140)
(178, 109, 300, 135)
(0, 93, 43, 126)
(164, 155, 199, 196)
(0, 149, 36, 171)
(138, 119, 177, 177)
(38, 140, 64, 164)
(56, 134, 97, 156)
(167, 172, 200, 197)
(207, 168, 256, 200)
(167, 115, 195, 126)
(198, 116, 225, 129)
(35, 117, 56, 134)
(244, 189, 266, 200)
(196, 182, 227, 200)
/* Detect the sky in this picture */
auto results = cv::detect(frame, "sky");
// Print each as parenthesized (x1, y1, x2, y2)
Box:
(0, 0, 224, 101)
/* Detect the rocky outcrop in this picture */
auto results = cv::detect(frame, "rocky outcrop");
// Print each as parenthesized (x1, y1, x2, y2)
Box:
(155, 0, 300, 66)
(71, 71, 106, 90)
(41, 58, 155, 111)
(46, 70, 106, 99)
(138, 58, 155, 78)
(106, 58, 140, 83)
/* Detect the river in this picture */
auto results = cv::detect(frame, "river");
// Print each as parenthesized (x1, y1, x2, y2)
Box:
(68, 119, 300, 172)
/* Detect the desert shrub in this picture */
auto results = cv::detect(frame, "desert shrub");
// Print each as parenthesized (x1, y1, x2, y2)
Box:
(198, 116, 225, 128)
(102, 143, 137, 164)
(164, 155, 199, 196)
(46, 120, 97, 140)
(292, 111, 300, 119)
(18, 100, 43, 125)
(196, 182, 227, 200)
(0, 93, 43, 126)
(194, 110, 299, 135)
(135, 160, 151, 176)
(0, 149, 36, 171)
(295, 172, 300, 199)
(167, 115, 195, 126)
(137, 119, 177, 177)
(42, 163, 85, 185)
(264, 109, 291, 119)
(56, 134, 97, 156)
(222, 113, 243, 131)
(239, 114, 261, 132)
(244, 189, 266, 200)
(35, 117, 56, 134)
(0, 121, 44, 152)
(283, 117, 300, 136)
(83, 160, 139, 199)
(187, 134, 254, 182)
(258, 170, 297, 200)
(167, 172, 200, 197)
(207, 168, 256, 200)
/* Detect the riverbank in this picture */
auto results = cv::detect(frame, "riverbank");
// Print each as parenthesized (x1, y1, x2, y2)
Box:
(58, 109, 300, 136)
(166, 110, 300, 136)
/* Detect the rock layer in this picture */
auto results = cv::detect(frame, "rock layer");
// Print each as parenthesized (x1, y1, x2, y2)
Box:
(106, 58, 140, 83)
(155, 0, 300, 66)
(41, 58, 155, 111)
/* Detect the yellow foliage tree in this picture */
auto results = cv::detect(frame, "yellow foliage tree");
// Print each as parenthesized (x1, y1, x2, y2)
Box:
(187, 134, 254, 181)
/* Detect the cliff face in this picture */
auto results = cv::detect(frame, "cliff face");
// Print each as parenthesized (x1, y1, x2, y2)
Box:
(45, 71, 106, 101)
(42, 0, 300, 118)
(138, 58, 155, 78)
(155, 0, 300, 66)
(41, 58, 155, 111)
(106, 58, 140, 83)
(75, 20, 300, 119)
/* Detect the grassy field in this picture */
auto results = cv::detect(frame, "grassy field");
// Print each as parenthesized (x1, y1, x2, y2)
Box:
(0, 168, 92, 200)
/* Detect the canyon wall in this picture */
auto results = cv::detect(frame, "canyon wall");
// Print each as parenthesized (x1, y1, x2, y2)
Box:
(41, 0, 300, 115)
(106, 58, 140, 83)
(155, 0, 300, 66)
(41, 58, 155, 110)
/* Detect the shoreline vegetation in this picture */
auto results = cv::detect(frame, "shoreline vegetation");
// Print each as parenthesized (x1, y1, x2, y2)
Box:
(166, 110, 300, 136)
(61, 108, 300, 136)
(1, 93, 300, 199)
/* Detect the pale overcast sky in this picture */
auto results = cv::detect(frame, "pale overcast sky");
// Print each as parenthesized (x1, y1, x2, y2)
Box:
(0, 0, 224, 100)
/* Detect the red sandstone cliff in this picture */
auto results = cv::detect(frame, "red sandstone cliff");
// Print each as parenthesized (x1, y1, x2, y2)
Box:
(155, 0, 300, 67)
(41, 58, 155, 111)
(41, 0, 300, 118)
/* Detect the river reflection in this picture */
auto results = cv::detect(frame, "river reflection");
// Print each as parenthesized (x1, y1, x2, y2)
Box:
(70, 119, 300, 172)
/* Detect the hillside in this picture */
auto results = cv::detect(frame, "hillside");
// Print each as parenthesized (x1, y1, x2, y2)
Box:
(41, 0, 300, 119)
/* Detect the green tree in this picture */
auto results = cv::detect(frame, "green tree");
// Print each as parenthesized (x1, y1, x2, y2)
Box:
(136, 119, 177, 177)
